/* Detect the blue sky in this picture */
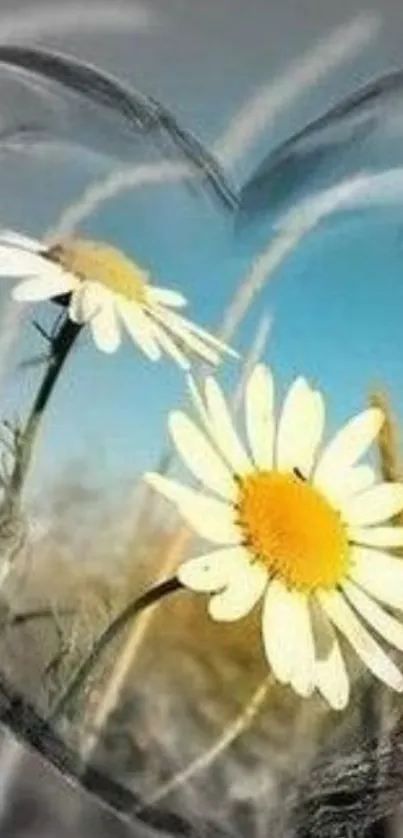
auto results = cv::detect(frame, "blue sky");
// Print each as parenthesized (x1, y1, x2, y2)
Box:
(4, 189, 403, 495)
(1, 0, 403, 495)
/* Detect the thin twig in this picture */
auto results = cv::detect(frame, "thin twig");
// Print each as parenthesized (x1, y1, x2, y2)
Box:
(5, 607, 72, 628)
(138, 677, 272, 812)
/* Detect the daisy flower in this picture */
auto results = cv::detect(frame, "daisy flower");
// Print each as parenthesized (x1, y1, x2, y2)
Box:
(0, 230, 234, 366)
(146, 365, 403, 710)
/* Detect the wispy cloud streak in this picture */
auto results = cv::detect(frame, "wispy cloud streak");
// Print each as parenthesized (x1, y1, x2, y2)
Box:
(214, 12, 380, 169)
(219, 175, 374, 341)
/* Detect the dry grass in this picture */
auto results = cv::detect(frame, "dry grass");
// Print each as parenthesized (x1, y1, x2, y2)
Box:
(1, 387, 400, 826)
(1, 364, 401, 830)
(0, 462, 340, 816)
(371, 389, 403, 499)
(0, 455, 369, 837)
(77, 313, 273, 766)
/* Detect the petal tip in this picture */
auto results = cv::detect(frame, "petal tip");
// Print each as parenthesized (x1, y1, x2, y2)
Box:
(11, 286, 24, 302)
(143, 471, 160, 489)
(329, 691, 349, 711)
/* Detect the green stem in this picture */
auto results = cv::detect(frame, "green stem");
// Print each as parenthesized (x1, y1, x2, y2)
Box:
(48, 576, 184, 724)
(8, 316, 82, 510)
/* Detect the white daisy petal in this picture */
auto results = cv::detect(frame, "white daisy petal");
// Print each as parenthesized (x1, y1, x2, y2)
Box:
(344, 483, 403, 527)
(0, 230, 43, 252)
(149, 305, 220, 366)
(187, 325, 238, 359)
(204, 377, 252, 475)
(0, 247, 56, 278)
(313, 605, 350, 711)
(69, 281, 99, 324)
(315, 408, 384, 492)
(323, 465, 376, 508)
(152, 323, 190, 369)
(82, 282, 108, 320)
(315, 638, 349, 710)
(12, 272, 77, 301)
(277, 377, 325, 477)
(171, 329, 220, 366)
(262, 583, 292, 684)
(349, 547, 403, 610)
(169, 410, 237, 501)
(349, 525, 403, 549)
(318, 588, 403, 692)
(178, 546, 250, 592)
(341, 465, 377, 497)
(117, 299, 161, 361)
(89, 293, 121, 354)
(169, 410, 236, 500)
(208, 561, 268, 621)
(245, 364, 275, 470)
(186, 374, 212, 429)
(343, 580, 403, 652)
(147, 286, 187, 308)
(69, 285, 86, 323)
(163, 308, 237, 357)
(262, 581, 315, 697)
(145, 472, 240, 544)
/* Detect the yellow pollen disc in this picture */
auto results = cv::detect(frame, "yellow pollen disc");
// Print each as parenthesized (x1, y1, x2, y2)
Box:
(48, 239, 149, 303)
(237, 471, 350, 591)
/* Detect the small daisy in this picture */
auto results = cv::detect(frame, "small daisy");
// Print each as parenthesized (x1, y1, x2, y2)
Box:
(146, 365, 403, 710)
(0, 230, 234, 367)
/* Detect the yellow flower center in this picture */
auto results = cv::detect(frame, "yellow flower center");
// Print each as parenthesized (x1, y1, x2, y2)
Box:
(48, 239, 149, 303)
(237, 471, 350, 591)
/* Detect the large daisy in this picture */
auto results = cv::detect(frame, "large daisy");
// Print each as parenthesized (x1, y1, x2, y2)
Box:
(0, 229, 234, 366)
(146, 365, 403, 710)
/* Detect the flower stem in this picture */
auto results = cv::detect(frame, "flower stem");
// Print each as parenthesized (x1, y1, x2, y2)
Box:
(7, 316, 82, 512)
(48, 576, 184, 725)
